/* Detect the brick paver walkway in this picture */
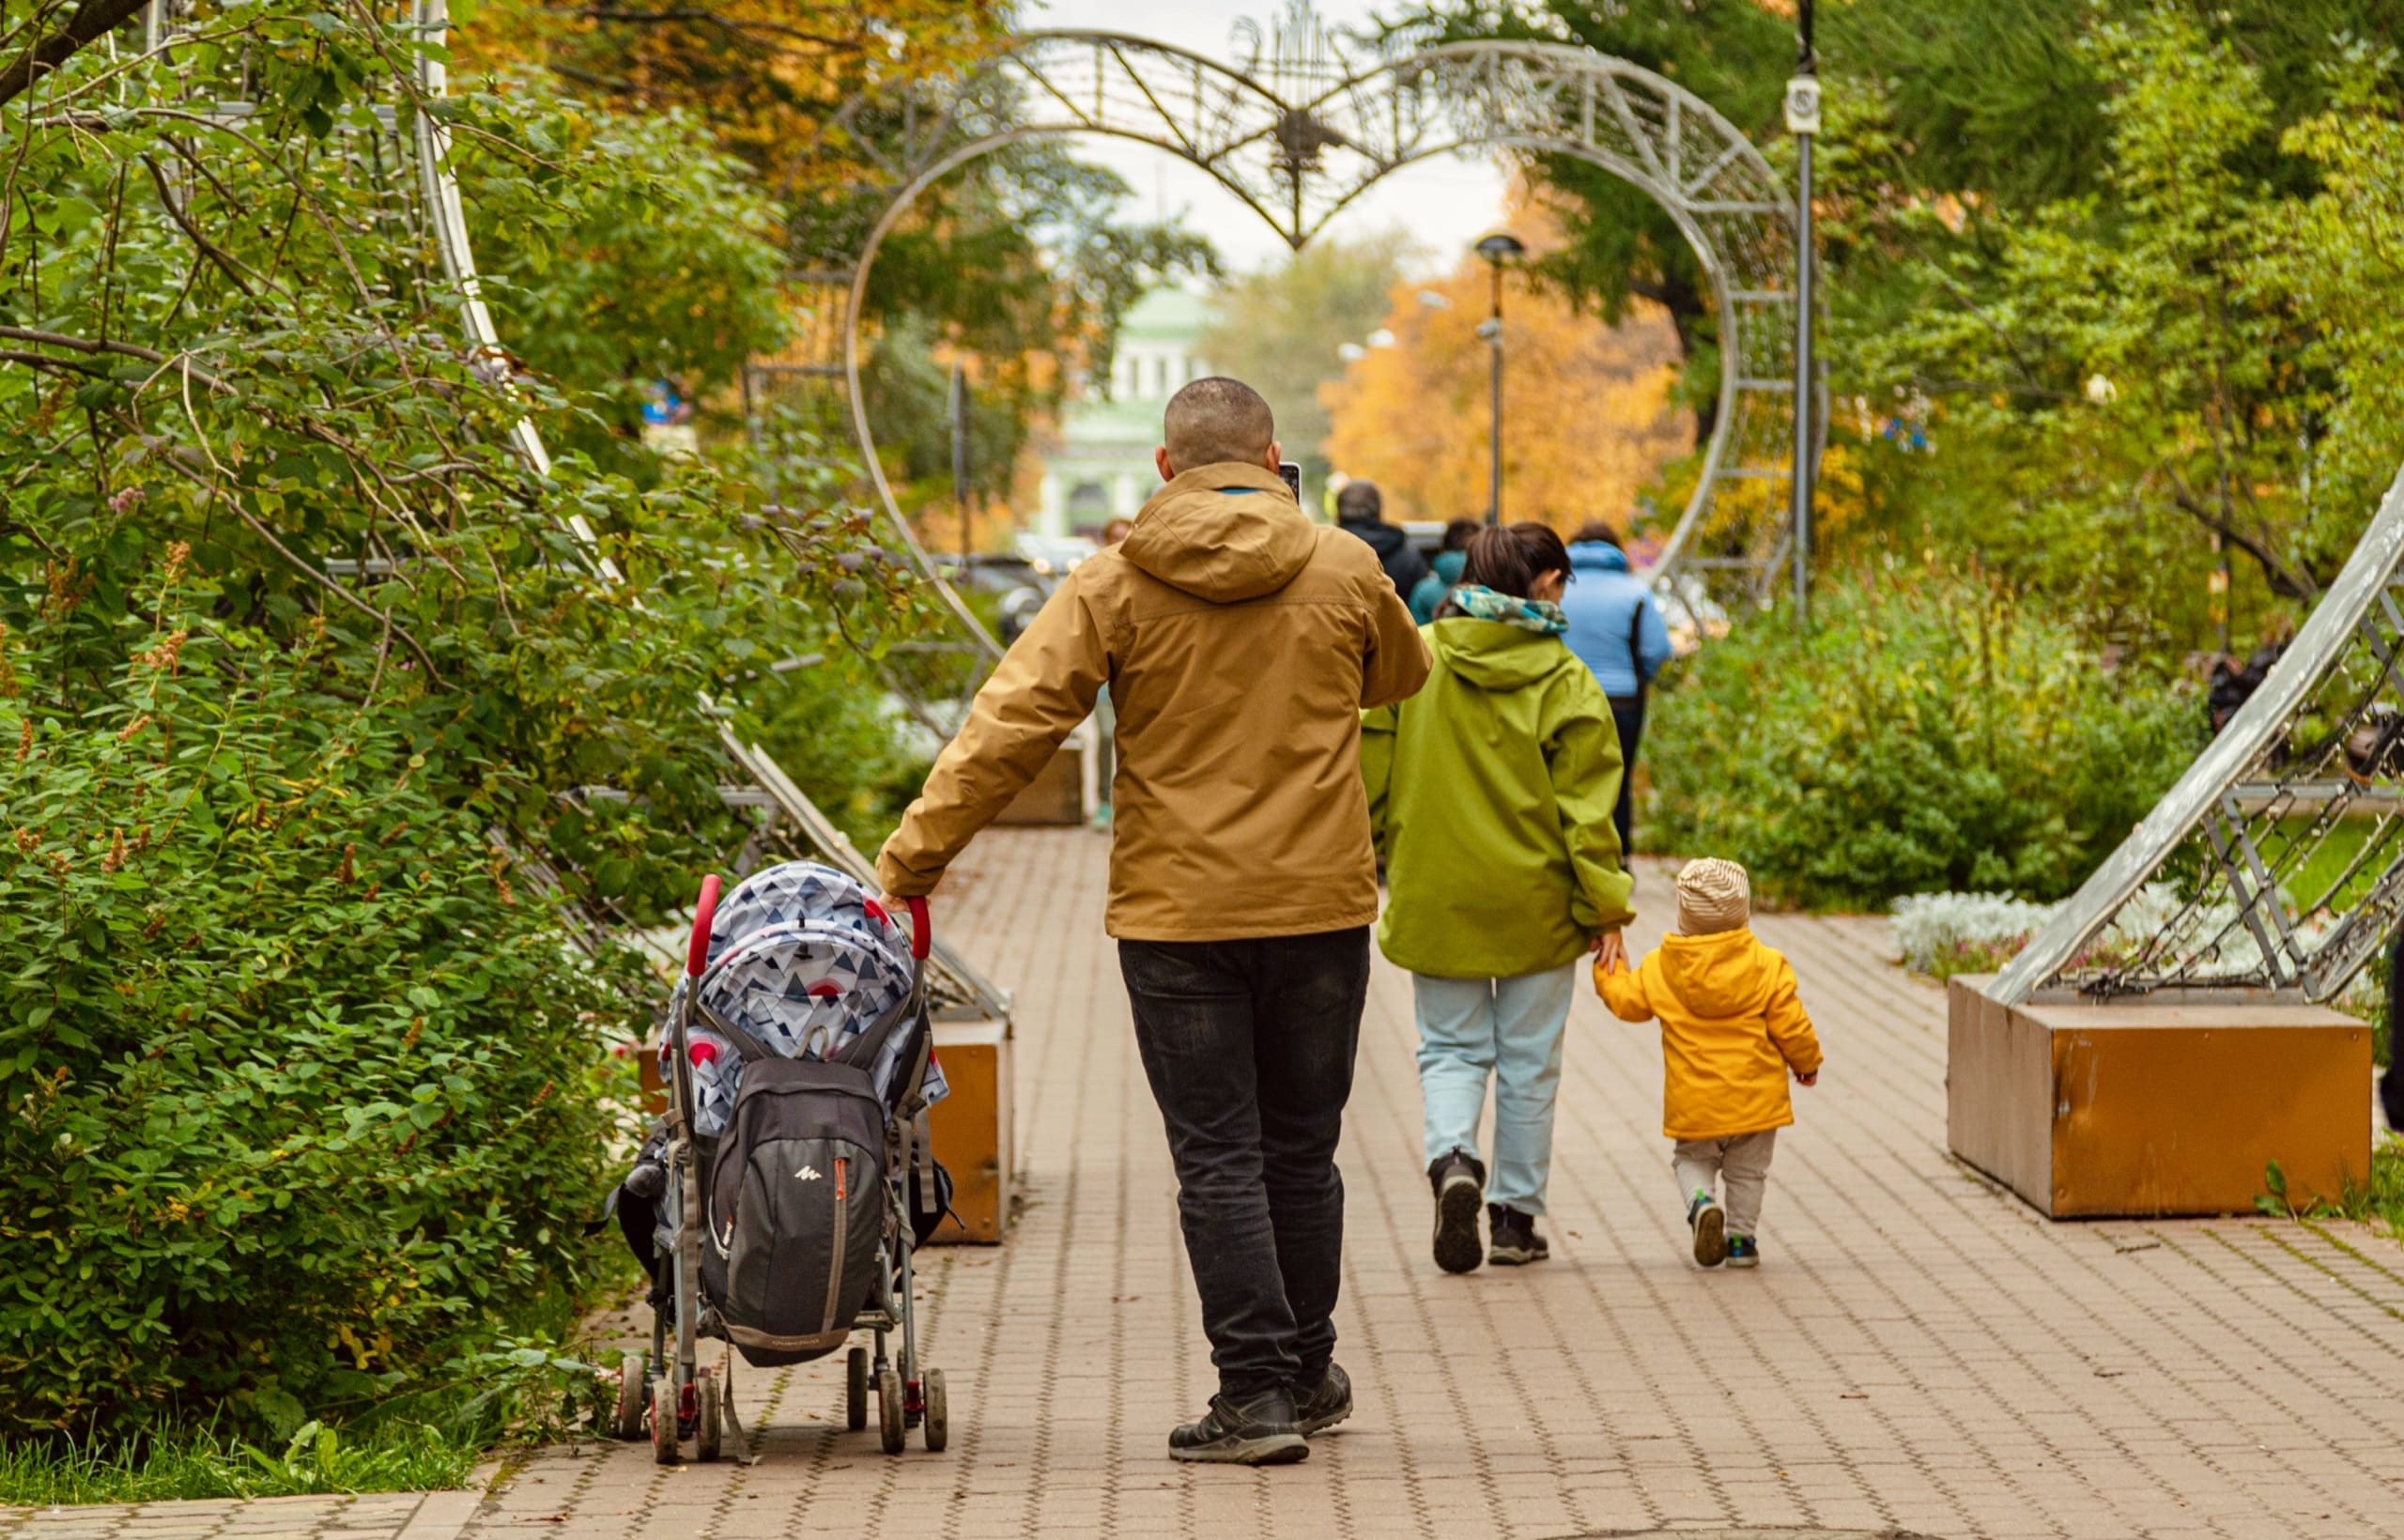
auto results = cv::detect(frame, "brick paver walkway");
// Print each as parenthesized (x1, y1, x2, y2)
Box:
(13, 828, 2401, 1539)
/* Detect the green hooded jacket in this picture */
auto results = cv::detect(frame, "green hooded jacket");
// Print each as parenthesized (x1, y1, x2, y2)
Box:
(1362, 618, 1635, 978)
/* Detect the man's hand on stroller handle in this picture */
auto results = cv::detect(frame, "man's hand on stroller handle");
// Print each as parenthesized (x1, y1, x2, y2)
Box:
(880, 893, 932, 961)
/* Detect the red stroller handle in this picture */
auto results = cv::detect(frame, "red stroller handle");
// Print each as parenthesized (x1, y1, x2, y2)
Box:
(687, 874, 721, 978)
(906, 897, 932, 961)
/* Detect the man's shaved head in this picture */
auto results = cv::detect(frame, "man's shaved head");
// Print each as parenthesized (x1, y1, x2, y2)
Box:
(1162, 377, 1275, 474)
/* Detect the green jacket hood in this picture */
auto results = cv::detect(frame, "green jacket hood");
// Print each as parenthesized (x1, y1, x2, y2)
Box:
(1122, 462, 1314, 602)
(1429, 617, 1575, 692)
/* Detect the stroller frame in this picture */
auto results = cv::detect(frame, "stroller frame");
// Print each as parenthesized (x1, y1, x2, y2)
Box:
(614, 873, 948, 1461)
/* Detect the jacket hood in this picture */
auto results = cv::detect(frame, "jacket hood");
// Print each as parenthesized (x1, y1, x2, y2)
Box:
(1339, 515, 1410, 558)
(1123, 463, 1316, 602)
(1431, 548, 1468, 584)
(1655, 929, 1770, 1016)
(1429, 617, 1572, 693)
(1568, 541, 1631, 575)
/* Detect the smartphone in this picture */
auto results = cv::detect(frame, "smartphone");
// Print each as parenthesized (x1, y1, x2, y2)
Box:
(1278, 461, 1302, 502)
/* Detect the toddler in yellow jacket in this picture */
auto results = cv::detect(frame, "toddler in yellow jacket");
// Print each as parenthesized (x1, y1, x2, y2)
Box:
(1595, 858, 1822, 1269)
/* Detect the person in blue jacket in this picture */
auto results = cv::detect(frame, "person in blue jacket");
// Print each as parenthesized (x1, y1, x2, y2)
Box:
(1409, 518, 1484, 624)
(1560, 521, 1672, 861)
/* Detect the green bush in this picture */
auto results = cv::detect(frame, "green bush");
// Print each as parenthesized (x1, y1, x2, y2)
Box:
(0, 580, 635, 1440)
(0, 9, 929, 1447)
(1642, 567, 2199, 908)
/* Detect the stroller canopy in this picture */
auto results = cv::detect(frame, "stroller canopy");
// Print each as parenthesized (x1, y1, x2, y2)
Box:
(677, 861, 943, 1137)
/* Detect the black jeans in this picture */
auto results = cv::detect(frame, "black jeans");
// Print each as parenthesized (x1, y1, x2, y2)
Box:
(1608, 694, 1646, 860)
(1119, 927, 1371, 1398)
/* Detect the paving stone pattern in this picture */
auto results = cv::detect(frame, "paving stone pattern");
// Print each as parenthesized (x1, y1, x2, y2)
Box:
(17, 829, 2402, 1539)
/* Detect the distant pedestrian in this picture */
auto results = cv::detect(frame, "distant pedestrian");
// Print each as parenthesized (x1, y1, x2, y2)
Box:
(879, 376, 1428, 1465)
(1596, 858, 1822, 1270)
(1091, 517, 1133, 826)
(1363, 523, 1634, 1275)
(1335, 480, 1430, 599)
(1560, 521, 1672, 859)
(1409, 517, 1482, 624)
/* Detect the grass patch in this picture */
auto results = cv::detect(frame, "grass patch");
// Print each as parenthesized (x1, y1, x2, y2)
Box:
(2260, 1134, 2404, 1241)
(0, 1340, 623, 1507)
(0, 1419, 481, 1506)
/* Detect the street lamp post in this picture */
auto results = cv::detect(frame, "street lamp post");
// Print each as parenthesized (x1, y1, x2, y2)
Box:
(948, 362, 971, 559)
(1474, 231, 1525, 526)
(1786, 3, 1821, 626)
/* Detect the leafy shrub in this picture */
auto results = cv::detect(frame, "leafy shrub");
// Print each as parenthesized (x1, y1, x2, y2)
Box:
(1644, 567, 2198, 908)
(0, 10, 929, 1446)
(1889, 891, 2057, 978)
(0, 572, 636, 1440)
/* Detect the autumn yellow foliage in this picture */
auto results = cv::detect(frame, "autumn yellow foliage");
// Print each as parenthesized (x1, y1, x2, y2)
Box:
(1319, 212, 1691, 533)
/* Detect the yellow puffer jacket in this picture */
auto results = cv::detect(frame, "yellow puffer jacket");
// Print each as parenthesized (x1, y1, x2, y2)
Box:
(1595, 928, 1823, 1141)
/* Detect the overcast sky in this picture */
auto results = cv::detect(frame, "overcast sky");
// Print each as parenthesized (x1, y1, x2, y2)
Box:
(1025, 0, 1512, 276)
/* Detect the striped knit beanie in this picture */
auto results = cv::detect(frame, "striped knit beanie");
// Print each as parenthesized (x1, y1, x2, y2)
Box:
(1675, 858, 1751, 936)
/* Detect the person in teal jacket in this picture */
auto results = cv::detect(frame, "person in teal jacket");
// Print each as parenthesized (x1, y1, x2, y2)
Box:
(1362, 523, 1636, 1274)
(1408, 517, 1483, 624)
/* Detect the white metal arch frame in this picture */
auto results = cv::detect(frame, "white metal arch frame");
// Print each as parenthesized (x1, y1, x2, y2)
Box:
(1996, 461, 2404, 1009)
(810, 17, 1808, 665)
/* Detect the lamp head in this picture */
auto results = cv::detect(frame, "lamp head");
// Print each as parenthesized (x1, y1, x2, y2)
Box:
(1474, 231, 1527, 265)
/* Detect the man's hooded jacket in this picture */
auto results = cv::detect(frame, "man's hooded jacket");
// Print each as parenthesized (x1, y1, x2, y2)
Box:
(879, 461, 1430, 941)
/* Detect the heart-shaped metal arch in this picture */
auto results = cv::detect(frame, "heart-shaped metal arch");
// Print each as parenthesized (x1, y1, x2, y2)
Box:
(811, 21, 1812, 668)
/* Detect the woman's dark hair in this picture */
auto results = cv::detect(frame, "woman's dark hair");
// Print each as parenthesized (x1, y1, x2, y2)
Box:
(1461, 523, 1572, 598)
(1441, 516, 1484, 553)
(1571, 520, 1623, 548)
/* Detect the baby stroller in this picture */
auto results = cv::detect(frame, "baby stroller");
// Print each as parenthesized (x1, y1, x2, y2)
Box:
(609, 861, 954, 1460)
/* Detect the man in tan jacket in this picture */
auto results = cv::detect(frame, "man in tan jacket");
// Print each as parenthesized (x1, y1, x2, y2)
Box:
(879, 377, 1428, 1464)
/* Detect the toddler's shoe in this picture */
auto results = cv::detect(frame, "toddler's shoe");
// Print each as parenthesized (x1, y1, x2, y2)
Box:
(1486, 1204, 1549, 1266)
(1687, 1191, 1728, 1268)
(1726, 1234, 1761, 1269)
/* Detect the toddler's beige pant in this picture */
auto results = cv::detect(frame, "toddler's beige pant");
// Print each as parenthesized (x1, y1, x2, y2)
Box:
(1672, 1129, 1779, 1237)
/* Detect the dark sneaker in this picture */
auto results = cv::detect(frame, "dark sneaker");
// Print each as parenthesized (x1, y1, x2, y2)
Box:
(1294, 1362, 1351, 1437)
(1486, 1204, 1549, 1266)
(1687, 1191, 1728, 1268)
(1726, 1234, 1761, 1269)
(1428, 1149, 1486, 1274)
(1169, 1387, 1308, 1465)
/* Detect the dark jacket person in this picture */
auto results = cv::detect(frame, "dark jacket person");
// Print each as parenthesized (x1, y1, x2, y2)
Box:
(878, 377, 1430, 1466)
(1335, 480, 1430, 599)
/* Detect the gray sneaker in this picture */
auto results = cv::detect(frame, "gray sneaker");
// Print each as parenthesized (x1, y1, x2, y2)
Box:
(1295, 1362, 1352, 1436)
(1428, 1150, 1487, 1274)
(1168, 1387, 1308, 1465)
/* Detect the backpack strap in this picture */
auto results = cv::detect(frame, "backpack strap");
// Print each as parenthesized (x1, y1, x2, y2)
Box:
(1627, 590, 1651, 706)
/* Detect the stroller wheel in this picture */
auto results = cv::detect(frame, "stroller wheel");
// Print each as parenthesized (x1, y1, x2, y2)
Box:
(877, 1368, 905, 1455)
(613, 1351, 648, 1441)
(920, 1367, 948, 1454)
(695, 1366, 723, 1463)
(648, 1374, 681, 1465)
(845, 1348, 869, 1432)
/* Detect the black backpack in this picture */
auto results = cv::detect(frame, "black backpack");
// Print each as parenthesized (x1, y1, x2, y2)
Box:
(694, 999, 926, 1367)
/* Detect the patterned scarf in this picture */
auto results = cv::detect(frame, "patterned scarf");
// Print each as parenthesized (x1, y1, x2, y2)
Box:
(1446, 583, 1568, 636)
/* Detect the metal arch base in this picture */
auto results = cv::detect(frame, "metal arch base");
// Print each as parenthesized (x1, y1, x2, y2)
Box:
(793, 12, 1811, 679)
(1995, 459, 2404, 1009)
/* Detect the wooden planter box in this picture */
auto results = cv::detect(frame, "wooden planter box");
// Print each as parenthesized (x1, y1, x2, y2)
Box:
(1947, 974, 2372, 1218)
(923, 1017, 1015, 1244)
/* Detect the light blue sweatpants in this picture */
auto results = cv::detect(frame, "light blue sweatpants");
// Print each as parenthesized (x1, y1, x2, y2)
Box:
(1412, 964, 1579, 1215)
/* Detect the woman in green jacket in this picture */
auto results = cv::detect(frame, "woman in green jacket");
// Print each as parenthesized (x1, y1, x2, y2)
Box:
(1362, 524, 1636, 1273)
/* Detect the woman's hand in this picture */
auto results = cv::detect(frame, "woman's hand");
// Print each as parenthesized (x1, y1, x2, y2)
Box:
(1795, 1069, 1818, 1087)
(1590, 932, 1626, 971)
